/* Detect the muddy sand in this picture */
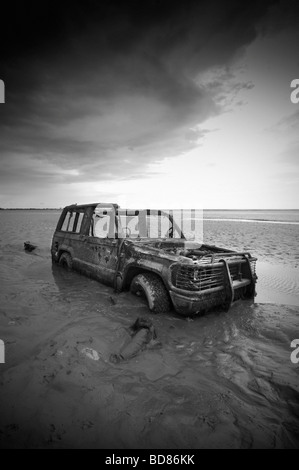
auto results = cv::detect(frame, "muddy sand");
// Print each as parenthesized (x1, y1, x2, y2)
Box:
(0, 262, 298, 448)
(0, 210, 299, 448)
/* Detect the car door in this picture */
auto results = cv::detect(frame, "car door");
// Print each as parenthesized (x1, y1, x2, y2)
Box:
(54, 208, 86, 263)
(78, 207, 120, 285)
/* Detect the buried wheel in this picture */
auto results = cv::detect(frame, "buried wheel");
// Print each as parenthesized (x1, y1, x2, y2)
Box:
(130, 272, 171, 313)
(58, 252, 73, 270)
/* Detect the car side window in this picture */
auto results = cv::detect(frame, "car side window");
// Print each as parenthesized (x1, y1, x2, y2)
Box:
(72, 212, 84, 233)
(61, 211, 74, 231)
(60, 210, 85, 233)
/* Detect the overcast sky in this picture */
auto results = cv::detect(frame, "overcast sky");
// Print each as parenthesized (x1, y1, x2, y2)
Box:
(0, 0, 298, 209)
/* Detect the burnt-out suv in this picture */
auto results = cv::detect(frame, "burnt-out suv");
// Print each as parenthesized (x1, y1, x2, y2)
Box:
(51, 203, 257, 316)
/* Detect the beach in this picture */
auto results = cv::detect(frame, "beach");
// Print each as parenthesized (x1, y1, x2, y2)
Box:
(0, 210, 298, 448)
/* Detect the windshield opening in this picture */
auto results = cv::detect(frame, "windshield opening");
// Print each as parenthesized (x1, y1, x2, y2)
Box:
(92, 205, 203, 242)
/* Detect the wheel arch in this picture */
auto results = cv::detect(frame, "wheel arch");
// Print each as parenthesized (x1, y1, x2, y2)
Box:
(57, 248, 72, 261)
(52, 247, 71, 264)
(123, 264, 169, 292)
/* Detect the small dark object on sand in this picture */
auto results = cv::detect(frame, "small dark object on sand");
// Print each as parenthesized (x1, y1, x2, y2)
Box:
(109, 295, 117, 305)
(110, 317, 158, 363)
(24, 241, 37, 252)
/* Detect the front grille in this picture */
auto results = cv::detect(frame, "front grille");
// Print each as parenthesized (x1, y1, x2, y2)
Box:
(172, 264, 225, 291)
(229, 263, 243, 281)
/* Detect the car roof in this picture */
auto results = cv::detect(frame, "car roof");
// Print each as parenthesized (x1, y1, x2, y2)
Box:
(64, 203, 118, 210)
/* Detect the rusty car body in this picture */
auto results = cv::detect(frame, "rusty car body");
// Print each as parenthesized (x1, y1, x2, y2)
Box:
(51, 203, 257, 316)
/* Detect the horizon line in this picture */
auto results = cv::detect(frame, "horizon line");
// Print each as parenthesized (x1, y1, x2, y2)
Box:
(1, 207, 299, 211)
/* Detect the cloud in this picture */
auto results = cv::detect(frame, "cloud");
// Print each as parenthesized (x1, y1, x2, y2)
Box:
(0, 0, 283, 197)
(197, 65, 256, 110)
(257, 0, 299, 35)
(265, 110, 299, 165)
(278, 141, 299, 167)
(271, 110, 299, 133)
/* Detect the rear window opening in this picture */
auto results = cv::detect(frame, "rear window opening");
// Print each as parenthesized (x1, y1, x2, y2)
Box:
(61, 210, 85, 233)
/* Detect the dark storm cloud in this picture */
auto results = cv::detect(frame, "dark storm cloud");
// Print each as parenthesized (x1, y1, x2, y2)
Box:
(0, 0, 284, 187)
(257, 0, 299, 35)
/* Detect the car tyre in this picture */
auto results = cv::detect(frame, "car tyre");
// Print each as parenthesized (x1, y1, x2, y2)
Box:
(130, 272, 171, 313)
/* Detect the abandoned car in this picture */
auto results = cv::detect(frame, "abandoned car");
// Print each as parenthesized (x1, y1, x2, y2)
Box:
(51, 203, 257, 316)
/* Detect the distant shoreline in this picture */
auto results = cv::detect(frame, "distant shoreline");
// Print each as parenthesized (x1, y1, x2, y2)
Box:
(0, 208, 298, 211)
(0, 208, 62, 210)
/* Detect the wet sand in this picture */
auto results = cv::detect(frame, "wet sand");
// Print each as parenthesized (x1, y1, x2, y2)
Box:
(203, 218, 299, 268)
(0, 210, 299, 448)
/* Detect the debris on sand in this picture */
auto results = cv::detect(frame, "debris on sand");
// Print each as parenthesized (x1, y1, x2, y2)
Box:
(109, 295, 117, 305)
(110, 317, 158, 363)
(24, 241, 37, 252)
(81, 347, 100, 361)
